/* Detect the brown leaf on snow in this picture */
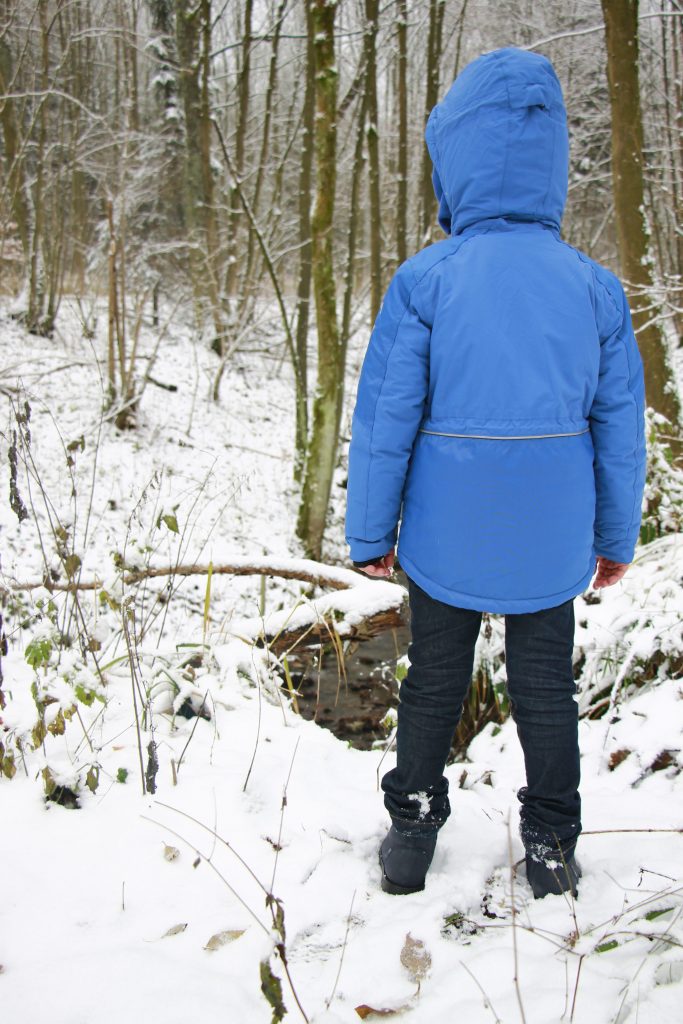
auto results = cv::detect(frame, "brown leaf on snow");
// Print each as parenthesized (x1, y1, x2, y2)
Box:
(399, 932, 431, 984)
(355, 1005, 404, 1019)
(162, 923, 188, 938)
(163, 844, 180, 861)
(608, 748, 631, 770)
(204, 929, 245, 951)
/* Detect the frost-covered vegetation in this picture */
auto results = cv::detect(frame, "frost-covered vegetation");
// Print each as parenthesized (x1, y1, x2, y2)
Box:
(2, 0, 683, 1019)
(1, 308, 683, 1024)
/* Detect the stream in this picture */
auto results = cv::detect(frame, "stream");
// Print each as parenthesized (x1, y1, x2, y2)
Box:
(287, 575, 411, 749)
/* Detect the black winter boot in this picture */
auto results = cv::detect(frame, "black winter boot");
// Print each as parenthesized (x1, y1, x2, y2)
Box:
(378, 825, 438, 895)
(525, 852, 581, 900)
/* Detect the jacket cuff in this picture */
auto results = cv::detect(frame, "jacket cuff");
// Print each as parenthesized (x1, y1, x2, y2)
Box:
(594, 542, 635, 565)
(347, 531, 396, 563)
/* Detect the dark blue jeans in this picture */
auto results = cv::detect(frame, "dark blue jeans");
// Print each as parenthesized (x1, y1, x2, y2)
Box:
(382, 577, 581, 861)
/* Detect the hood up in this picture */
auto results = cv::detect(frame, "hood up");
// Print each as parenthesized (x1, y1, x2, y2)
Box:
(426, 47, 569, 236)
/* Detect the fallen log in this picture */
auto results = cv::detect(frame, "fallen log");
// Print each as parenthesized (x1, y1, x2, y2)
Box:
(0, 556, 408, 654)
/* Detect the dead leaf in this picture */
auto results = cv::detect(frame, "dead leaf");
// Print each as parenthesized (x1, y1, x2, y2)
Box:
(400, 932, 431, 985)
(162, 923, 187, 938)
(355, 1006, 403, 1019)
(163, 844, 180, 862)
(608, 748, 632, 770)
(204, 929, 245, 951)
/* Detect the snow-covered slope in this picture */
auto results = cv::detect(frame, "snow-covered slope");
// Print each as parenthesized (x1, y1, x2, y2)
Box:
(1, 303, 683, 1023)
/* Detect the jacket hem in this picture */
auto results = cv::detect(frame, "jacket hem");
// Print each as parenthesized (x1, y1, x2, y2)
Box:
(398, 551, 595, 614)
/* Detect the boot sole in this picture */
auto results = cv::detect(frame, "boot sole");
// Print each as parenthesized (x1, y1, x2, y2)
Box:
(378, 849, 425, 895)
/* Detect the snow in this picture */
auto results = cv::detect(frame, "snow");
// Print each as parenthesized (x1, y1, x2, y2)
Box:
(1, 301, 683, 1022)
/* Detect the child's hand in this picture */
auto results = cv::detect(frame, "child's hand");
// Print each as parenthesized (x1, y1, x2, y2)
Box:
(593, 556, 630, 588)
(354, 551, 395, 578)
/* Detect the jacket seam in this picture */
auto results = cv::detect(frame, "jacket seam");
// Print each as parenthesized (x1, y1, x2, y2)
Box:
(363, 241, 468, 537)
(364, 298, 413, 537)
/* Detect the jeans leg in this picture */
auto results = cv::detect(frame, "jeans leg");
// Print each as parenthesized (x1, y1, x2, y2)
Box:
(382, 577, 482, 834)
(504, 599, 581, 860)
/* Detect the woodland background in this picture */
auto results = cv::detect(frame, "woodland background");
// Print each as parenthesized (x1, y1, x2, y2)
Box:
(3, 6, 683, 1020)
(1, 0, 682, 561)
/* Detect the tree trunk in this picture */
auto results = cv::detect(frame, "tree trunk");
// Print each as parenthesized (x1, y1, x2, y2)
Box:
(0, 38, 30, 260)
(245, 0, 287, 284)
(293, 1, 315, 482)
(341, 90, 367, 354)
(396, 0, 408, 266)
(660, 1, 683, 342)
(176, 0, 223, 352)
(225, 0, 253, 303)
(419, 0, 445, 246)
(601, 0, 681, 430)
(148, 0, 184, 236)
(296, 0, 342, 561)
(364, 0, 381, 323)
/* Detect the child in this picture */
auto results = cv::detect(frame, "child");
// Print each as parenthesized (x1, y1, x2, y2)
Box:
(345, 47, 646, 898)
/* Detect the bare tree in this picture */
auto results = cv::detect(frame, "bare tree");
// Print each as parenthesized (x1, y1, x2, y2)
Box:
(601, 0, 681, 431)
(296, 0, 341, 560)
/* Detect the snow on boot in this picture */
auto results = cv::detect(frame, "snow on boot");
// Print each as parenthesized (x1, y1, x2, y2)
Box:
(378, 825, 438, 895)
(525, 852, 581, 900)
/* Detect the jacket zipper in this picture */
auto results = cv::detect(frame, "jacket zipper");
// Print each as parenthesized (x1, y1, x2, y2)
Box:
(419, 427, 590, 440)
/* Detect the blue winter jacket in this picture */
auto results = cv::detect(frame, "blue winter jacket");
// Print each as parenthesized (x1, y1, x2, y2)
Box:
(346, 47, 646, 613)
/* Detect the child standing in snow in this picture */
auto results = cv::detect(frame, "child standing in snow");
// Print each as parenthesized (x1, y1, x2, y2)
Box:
(345, 48, 646, 898)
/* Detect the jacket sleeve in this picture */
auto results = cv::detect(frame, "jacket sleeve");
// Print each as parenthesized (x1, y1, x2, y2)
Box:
(589, 276, 646, 564)
(345, 263, 431, 562)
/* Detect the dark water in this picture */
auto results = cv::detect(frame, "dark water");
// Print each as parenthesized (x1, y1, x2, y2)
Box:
(288, 622, 411, 749)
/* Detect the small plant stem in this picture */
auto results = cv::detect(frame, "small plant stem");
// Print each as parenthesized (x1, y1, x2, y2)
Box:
(507, 819, 527, 1024)
(154, 800, 271, 895)
(570, 954, 585, 1022)
(243, 646, 263, 793)
(141, 814, 272, 937)
(175, 690, 209, 777)
(123, 613, 146, 796)
(326, 889, 356, 1010)
(270, 737, 300, 895)
(202, 562, 213, 645)
(282, 657, 300, 714)
(460, 961, 502, 1023)
(582, 827, 683, 835)
(74, 706, 94, 752)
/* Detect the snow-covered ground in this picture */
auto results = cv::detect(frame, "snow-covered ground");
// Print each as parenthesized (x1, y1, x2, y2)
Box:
(1, 301, 683, 1023)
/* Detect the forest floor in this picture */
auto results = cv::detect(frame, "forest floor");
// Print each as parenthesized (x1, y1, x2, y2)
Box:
(2, 299, 683, 1023)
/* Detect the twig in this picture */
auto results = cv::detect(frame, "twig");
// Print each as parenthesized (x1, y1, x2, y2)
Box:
(243, 642, 265, 793)
(154, 800, 271, 895)
(122, 610, 146, 796)
(460, 961, 503, 1023)
(1, 558, 378, 593)
(375, 726, 397, 790)
(326, 889, 356, 1010)
(507, 818, 527, 1024)
(570, 954, 585, 1023)
(270, 737, 300, 894)
(142, 813, 271, 937)
(174, 689, 209, 778)
(582, 827, 683, 835)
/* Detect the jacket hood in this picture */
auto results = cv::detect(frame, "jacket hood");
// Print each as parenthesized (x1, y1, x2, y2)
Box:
(426, 48, 569, 236)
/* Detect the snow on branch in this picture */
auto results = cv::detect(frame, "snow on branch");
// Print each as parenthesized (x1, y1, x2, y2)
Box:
(0, 557, 407, 653)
